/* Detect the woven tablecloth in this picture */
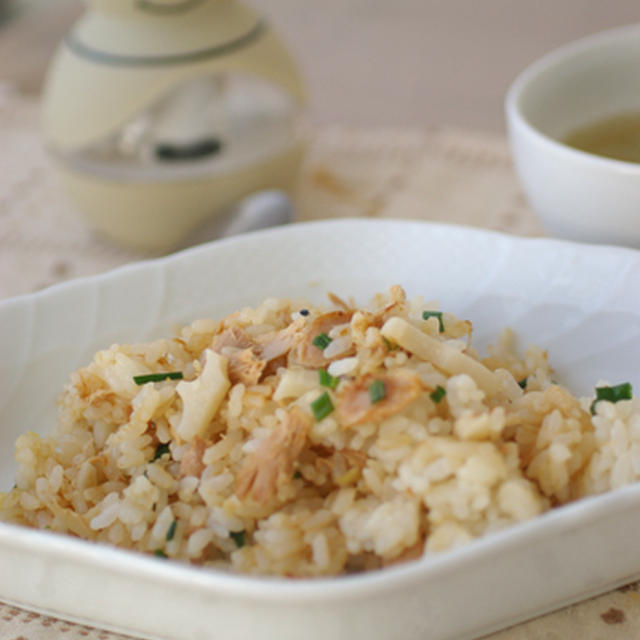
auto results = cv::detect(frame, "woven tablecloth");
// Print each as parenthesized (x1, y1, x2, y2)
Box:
(0, 84, 637, 640)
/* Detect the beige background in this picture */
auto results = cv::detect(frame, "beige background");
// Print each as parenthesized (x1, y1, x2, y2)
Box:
(0, 0, 639, 130)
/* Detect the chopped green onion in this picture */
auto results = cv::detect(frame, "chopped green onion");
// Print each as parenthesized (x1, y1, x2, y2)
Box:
(166, 520, 177, 541)
(369, 380, 386, 404)
(153, 443, 171, 461)
(518, 377, 528, 390)
(293, 470, 303, 479)
(154, 549, 168, 558)
(319, 368, 339, 389)
(311, 392, 334, 420)
(430, 385, 446, 404)
(590, 382, 633, 415)
(422, 311, 444, 332)
(312, 333, 332, 350)
(133, 371, 183, 385)
(230, 530, 245, 548)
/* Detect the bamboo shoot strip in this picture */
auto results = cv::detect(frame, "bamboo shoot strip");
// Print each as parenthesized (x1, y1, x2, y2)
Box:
(380, 317, 499, 395)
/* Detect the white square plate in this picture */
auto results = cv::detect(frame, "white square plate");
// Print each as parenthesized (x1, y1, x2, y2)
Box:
(2, 219, 640, 640)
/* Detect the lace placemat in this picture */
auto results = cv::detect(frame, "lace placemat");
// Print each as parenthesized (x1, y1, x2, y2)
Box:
(1, 85, 637, 640)
(0, 83, 542, 298)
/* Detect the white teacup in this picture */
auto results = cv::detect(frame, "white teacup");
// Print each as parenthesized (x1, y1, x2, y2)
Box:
(506, 24, 640, 247)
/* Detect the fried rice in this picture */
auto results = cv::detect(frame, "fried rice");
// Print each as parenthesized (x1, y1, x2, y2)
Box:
(0, 286, 637, 576)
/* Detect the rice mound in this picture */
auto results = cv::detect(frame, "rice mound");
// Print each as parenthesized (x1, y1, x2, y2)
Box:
(0, 286, 637, 577)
